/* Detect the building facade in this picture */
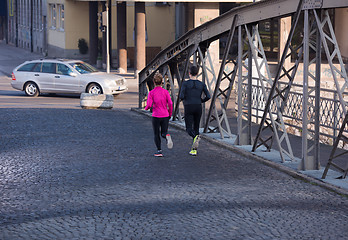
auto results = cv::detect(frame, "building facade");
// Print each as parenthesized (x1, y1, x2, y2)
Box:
(7, 0, 47, 54)
(5, 1, 348, 69)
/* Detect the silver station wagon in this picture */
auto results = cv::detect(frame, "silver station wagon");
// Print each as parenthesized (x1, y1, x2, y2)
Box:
(11, 59, 128, 97)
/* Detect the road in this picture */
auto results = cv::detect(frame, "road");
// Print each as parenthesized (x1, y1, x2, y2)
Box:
(0, 72, 138, 110)
(0, 71, 348, 239)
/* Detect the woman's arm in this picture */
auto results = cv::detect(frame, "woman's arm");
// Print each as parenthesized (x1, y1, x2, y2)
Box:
(144, 92, 153, 110)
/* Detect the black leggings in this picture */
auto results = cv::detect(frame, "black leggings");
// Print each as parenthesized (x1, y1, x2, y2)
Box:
(152, 117, 169, 150)
(184, 104, 202, 138)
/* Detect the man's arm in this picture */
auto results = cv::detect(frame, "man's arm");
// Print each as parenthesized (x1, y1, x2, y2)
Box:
(201, 83, 211, 103)
(179, 81, 186, 100)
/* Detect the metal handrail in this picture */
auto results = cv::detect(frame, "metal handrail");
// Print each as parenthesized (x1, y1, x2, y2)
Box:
(240, 80, 348, 143)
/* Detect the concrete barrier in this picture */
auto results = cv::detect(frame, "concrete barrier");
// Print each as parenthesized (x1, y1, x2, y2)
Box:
(80, 93, 114, 109)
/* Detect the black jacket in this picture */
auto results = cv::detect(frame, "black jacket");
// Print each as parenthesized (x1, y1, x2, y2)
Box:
(179, 79, 211, 105)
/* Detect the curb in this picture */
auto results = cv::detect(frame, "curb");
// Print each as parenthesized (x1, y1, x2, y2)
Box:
(131, 107, 348, 197)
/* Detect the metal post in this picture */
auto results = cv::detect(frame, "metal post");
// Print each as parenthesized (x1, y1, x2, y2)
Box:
(314, 10, 322, 170)
(237, 25, 244, 144)
(106, 1, 110, 73)
(247, 34, 252, 143)
(301, 9, 309, 170)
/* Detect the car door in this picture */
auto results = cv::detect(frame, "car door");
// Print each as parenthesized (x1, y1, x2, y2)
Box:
(39, 62, 57, 91)
(54, 63, 81, 93)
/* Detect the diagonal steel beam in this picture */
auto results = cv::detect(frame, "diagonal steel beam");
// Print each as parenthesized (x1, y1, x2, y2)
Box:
(252, 0, 304, 159)
(203, 15, 238, 138)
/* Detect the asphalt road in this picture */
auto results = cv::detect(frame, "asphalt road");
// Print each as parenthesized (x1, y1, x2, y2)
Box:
(1, 74, 348, 239)
(0, 72, 139, 110)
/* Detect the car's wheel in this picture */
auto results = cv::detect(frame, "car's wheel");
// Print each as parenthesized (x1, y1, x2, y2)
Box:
(24, 82, 39, 97)
(87, 83, 103, 94)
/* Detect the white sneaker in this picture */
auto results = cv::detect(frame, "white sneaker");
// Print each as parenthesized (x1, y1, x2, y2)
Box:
(166, 134, 173, 149)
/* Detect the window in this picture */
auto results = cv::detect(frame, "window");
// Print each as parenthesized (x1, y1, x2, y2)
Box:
(42, 63, 56, 74)
(49, 4, 56, 29)
(18, 63, 37, 72)
(69, 62, 99, 74)
(57, 4, 64, 31)
(57, 64, 72, 76)
(32, 63, 42, 72)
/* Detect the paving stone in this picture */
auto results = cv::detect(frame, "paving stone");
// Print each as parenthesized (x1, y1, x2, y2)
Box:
(0, 108, 347, 239)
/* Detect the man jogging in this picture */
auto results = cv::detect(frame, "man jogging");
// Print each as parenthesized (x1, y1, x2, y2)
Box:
(179, 66, 211, 156)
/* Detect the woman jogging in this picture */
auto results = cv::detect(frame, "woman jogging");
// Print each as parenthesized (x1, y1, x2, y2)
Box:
(179, 65, 211, 156)
(145, 72, 173, 157)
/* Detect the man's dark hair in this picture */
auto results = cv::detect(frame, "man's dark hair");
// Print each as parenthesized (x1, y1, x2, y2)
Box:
(189, 66, 199, 76)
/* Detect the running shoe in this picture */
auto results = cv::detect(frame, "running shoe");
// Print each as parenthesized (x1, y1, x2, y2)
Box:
(166, 134, 173, 149)
(189, 149, 197, 156)
(154, 150, 163, 157)
(192, 135, 201, 149)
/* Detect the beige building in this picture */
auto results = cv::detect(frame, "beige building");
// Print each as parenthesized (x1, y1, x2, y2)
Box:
(38, 1, 252, 70)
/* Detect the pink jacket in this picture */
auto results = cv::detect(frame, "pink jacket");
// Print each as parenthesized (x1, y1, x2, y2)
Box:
(145, 86, 173, 118)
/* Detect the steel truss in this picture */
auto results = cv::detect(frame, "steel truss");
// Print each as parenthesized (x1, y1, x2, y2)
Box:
(138, 0, 348, 171)
(236, 25, 252, 145)
(203, 15, 238, 139)
(251, 0, 304, 162)
(322, 112, 348, 179)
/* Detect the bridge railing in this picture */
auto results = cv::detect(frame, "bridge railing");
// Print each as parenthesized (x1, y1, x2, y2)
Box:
(240, 80, 348, 147)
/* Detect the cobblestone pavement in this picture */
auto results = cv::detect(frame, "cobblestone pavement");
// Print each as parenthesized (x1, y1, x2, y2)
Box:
(0, 108, 348, 240)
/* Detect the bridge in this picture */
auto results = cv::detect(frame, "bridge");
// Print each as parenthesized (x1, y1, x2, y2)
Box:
(138, 0, 348, 176)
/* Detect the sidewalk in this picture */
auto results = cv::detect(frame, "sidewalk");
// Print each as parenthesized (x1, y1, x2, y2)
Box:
(133, 107, 348, 196)
(0, 41, 43, 77)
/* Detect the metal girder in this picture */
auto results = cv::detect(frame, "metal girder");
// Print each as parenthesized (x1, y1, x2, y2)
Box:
(314, 9, 348, 177)
(236, 25, 252, 145)
(313, 10, 348, 115)
(252, 0, 304, 162)
(245, 23, 294, 162)
(203, 15, 238, 139)
(322, 112, 348, 179)
(300, 9, 322, 170)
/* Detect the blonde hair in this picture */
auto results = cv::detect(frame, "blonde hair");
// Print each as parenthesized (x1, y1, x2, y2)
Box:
(153, 72, 163, 86)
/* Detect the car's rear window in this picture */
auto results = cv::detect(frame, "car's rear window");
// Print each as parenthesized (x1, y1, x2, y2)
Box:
(17, 63, 38, 72)
(32, 63, 42, 72)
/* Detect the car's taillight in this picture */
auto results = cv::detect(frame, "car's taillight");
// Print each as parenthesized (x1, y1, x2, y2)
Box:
(11, 72, 16, 81)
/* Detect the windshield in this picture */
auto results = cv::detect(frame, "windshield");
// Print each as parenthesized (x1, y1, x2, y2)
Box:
(69, 62, 99, 74)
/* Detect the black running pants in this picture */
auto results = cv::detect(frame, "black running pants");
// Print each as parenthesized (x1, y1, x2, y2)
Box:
(152, 116, 169, 150)
(184, 104, 202, 138)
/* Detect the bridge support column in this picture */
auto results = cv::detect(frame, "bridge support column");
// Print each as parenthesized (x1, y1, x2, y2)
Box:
(89, 2, 98, 65)
(117, 2, 127, 74)
(135, 2, 146, 79)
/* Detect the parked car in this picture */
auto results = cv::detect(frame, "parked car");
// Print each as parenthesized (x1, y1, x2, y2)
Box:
(11, 59, 128, 97)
